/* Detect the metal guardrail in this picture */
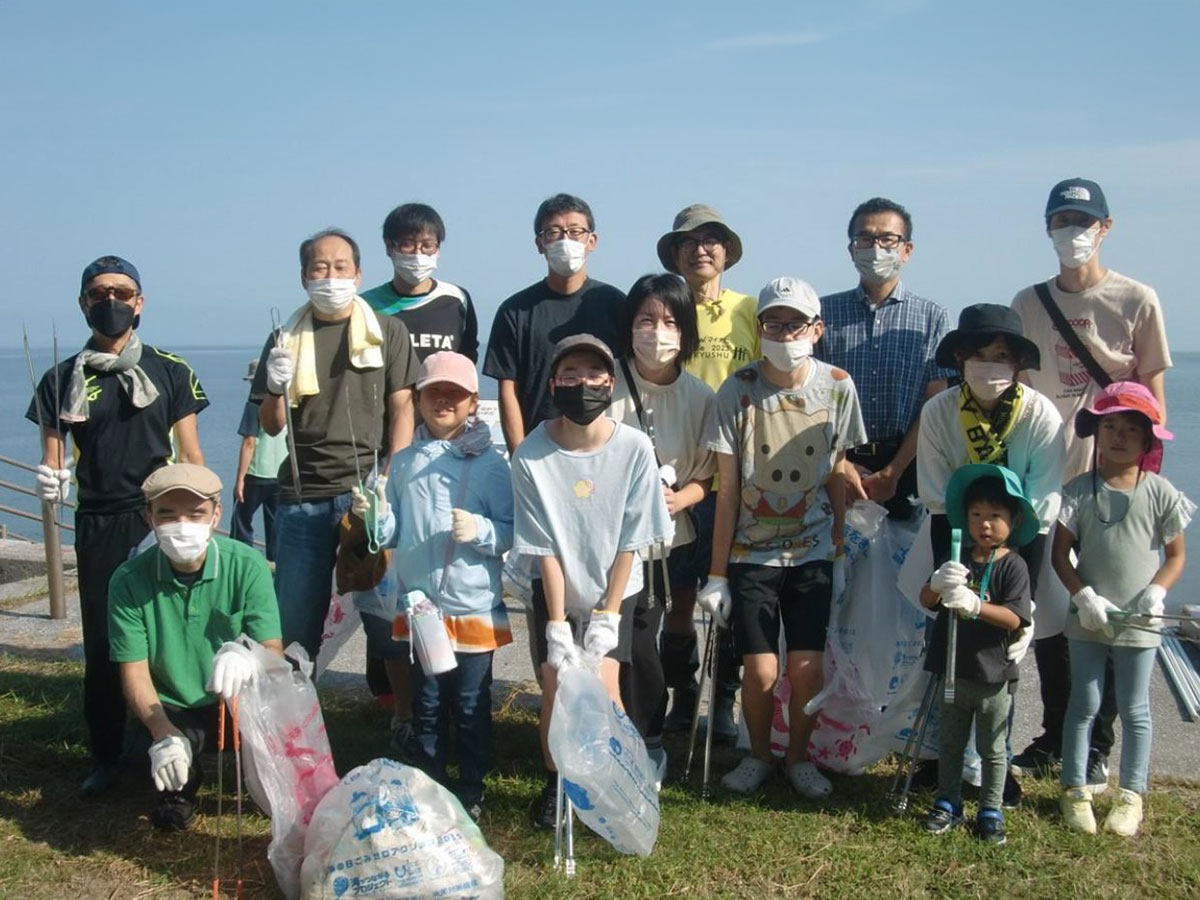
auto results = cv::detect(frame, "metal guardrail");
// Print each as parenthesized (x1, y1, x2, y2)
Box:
(0, 452, 68, 619)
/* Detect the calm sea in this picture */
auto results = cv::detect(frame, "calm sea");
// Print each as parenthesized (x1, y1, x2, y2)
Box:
(2, 345, 1198, 603)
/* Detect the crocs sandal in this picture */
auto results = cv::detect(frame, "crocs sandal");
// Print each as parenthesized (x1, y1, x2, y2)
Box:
(785, 761, 832, 799)
(720, 756, 774, 794)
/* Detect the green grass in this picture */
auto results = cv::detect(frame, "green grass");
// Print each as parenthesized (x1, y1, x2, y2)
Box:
(2, 652, 1199, 899)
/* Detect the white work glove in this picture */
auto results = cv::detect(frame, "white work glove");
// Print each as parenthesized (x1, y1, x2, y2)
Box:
(149, 735, 192, 793)
(697, 575, 733, 630)
(1007, 623, 1034, 663)
(265, 346, 295, 395)
(545, 621, 580, 671)
(1073, 587, 1119, 635)
(583, 611, 621, 659)
(930, 560, 969, 595)
(35, 464, 70, 504)
(351, 477, 390, 522)
(1134, 584, 1167, 619)
(658, 464, 677, 487)
(450, 509, 477, 543)
(941, 585, 982, 620)
(207, 641, 261, 701)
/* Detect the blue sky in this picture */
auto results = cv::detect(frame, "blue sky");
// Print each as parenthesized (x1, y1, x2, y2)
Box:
(2, 0, 1198, 354)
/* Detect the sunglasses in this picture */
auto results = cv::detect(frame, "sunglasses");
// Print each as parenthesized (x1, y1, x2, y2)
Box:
(84, 285, 139, 303)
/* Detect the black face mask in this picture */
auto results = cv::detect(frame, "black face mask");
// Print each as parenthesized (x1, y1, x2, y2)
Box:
(85, 299, 138, 337)
(552, 383, 612, 426)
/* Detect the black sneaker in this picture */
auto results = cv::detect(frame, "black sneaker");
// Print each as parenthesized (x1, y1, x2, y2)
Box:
(150, 795, 197, 833)
(1010, 735, 1059, 777)
(532, 779, 558, 830)
(1002, 771, 1023, 809)
(921, 799, 963, 834)
(1086, 749, 1110, 795)
(975, 810, 1007, 846)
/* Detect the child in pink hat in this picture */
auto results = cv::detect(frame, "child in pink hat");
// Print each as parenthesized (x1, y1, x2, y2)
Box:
(1052, 380, 1193, 837)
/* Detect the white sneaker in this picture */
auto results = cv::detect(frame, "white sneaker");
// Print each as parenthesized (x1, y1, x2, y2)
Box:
(720, 756, 773, 794)
(1060, 787, 1097, 834)
(1103, 788, 1144, 837)
(785, 761, 832, 799)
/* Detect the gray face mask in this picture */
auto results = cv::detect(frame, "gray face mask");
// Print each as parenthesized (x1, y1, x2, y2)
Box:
(852, 246, 903, 285)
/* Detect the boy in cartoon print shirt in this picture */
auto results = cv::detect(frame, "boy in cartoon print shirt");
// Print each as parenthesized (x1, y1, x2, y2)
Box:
(511, 334, 672, 827)
(702, 278, 866, 800)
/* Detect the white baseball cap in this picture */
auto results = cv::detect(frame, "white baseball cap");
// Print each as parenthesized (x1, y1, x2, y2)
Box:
(756, 277, 821, 319)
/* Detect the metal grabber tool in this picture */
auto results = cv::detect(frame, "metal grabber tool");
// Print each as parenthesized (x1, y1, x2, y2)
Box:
(344, 385, 382, 552)
(212, 696, 245, 899)
(887, 672, 940, 813)
(213, 696, 226, 900)
(944, 528, 963, 705)
(552, 772, 575, 878)
(270, 307, 303, 502)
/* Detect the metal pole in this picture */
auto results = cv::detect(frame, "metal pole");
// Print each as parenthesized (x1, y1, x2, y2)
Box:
(40, 499, 65, 620)
(944, 529, 963, 705)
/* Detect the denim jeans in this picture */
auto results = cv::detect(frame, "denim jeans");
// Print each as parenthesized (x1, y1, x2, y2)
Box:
(230, 474, 279, 562)
(938, 678, 1011, 811)
(410, 650, 494, 806)
(1062, 639, 1155, 793)
(273, 493, 353, 658)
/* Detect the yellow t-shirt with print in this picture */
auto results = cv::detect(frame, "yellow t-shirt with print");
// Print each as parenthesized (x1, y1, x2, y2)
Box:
(684, 288, 760, 392)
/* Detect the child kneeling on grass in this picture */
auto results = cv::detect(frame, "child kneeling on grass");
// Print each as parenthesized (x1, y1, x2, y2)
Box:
(921, 464, 1035, 845)
(700, 277, 866, 799)
(1053, 382, 1193, 837)
(353, 351, 513, 820)
(510, 334, 672, 828)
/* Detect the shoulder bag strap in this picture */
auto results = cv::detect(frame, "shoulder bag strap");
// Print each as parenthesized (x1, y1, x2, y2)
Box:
(618, 357, 665, 468)
(1033, 282, 1113, 389)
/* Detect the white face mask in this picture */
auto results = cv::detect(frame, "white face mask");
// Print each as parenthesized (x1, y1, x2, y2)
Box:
(963, 358, 1015, 401)
(544, 238, 588, 277)
(762, 337, 813, 371)
(305, 278, 357, 314)
(852, 246, 903, 285)
(155, 519, 213, 565)
(632, 328, 681, 368)
(392, 252, 438, 285)
(1049, 224, 1100, 269)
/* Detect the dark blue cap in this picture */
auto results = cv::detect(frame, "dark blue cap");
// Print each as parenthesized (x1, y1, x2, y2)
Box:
(1045, 178, 1108, 222)
(80, 255, 141, 293)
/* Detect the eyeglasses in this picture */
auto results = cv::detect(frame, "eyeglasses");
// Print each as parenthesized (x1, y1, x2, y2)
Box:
(678, 236, 724, 255)
(760, 319, 816, 337)
(555, 374, 610, 387)
(84, 285, 138, 303)
(539, 226, 592, 242)
(393, 239, 440, 255)
(851, 232, 906, 250)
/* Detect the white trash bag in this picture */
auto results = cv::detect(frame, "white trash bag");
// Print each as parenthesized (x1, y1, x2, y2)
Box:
(237, 638, 341, 900)
(548, 663, 660, 857)
(299, 758, 504, 900)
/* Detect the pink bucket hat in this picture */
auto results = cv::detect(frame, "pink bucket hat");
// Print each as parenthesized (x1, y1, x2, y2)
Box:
(415, 351, 478, 393)
(1074, 381, 1172, 442)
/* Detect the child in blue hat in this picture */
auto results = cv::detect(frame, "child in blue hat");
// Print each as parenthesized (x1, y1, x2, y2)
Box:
(919, 463, 1035, 845)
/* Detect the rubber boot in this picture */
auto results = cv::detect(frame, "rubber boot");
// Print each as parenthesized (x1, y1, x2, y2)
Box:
(710, 683, 739, 746)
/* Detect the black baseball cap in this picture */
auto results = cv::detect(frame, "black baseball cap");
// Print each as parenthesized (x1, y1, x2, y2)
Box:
(80, 255, 142, 293)
(1045, 178, 1108, 222)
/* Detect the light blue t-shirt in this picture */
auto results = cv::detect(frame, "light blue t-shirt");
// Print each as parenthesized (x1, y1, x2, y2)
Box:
(512, 419, 672, 613)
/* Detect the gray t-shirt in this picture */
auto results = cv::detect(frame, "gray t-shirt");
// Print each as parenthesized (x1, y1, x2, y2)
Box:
(1059, 471, 1195, 648)
(705, 359, 867, 567)
(511, 419, 672, 613)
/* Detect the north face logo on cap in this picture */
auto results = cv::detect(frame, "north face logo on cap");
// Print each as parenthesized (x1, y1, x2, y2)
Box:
(1061, 186, 1091, 202)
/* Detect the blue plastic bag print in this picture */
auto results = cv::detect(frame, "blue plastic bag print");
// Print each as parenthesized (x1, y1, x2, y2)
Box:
(548, 664, 660, 857)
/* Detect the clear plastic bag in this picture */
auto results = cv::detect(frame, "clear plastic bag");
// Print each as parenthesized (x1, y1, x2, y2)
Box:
(548, 664, 660, 857)
(237, 639, 341, 900)
(299, 758, 504, 899)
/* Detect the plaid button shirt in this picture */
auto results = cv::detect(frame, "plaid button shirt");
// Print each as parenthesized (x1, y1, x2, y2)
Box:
(815, 282, 955, 442)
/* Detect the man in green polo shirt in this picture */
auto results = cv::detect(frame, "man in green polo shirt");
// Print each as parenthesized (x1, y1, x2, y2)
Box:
(109, 463, 283, 831)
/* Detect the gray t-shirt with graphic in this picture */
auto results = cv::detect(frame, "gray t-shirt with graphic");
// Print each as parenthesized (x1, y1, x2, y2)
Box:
(512, 419, 672, 613)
